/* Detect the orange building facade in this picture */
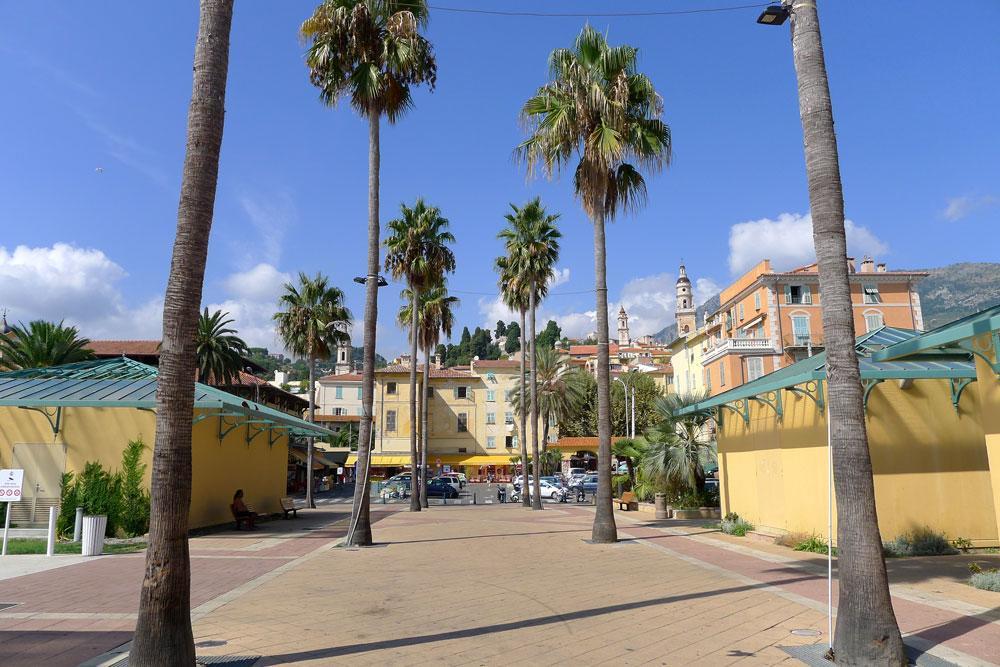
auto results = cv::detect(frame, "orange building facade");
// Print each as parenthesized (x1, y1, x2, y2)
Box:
(700, 257, 927, 396)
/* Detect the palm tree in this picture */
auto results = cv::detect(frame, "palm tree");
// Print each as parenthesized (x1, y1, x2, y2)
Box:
(195, 308, 249, 385)
(784, 1, 905, 661)
(131, 2, 234, 663)
(400, 281, 458, 508)
(0, 320, 94, 370)
(495, 255, 531, 507)
(302, 0, 436, 545)
(641, 393, 713, 494)
(510, 348, 586, 454)
(518, 26, 671, 541)
(385, 199, 456, 512)
(498, 198, 561, 510)
(274, 272, 352, 509)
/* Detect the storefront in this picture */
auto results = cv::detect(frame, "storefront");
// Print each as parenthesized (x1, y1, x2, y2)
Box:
(345, 454, 519, 482)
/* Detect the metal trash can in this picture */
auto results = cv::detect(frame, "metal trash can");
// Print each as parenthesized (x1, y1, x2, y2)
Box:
(81, 515, 108, 556)
(654, 493, 670, 520)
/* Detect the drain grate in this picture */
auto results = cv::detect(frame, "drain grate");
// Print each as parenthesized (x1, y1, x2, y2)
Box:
(112, 656, 260, 667)
(780, 644, 956, 667)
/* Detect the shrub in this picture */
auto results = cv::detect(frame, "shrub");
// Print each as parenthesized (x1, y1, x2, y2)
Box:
(611, 473, 631, 495)
(720, 513, 754, 537)
(75, 461, 121, 536)
(57, 472, 79, 537)
(118, 439, 150, 537)
(952, 537, 973, 553)
(969, 571, 1000, 592)
(795, 535, 837, 556)
(883, 526, 959, 558)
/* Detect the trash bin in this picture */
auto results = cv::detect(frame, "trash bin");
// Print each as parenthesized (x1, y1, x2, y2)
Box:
(654, 493, 670, 520)
(81, 515, 107, 556)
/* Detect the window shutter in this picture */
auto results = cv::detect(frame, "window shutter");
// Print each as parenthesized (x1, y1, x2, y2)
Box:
(453, 387, 458, 399)
(803, 285, 812, 304)
(784, 285, 792, 304)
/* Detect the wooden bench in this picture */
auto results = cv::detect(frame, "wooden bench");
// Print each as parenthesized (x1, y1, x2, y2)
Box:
(614, 491, 639, 511)
(280, 496, 302, 519)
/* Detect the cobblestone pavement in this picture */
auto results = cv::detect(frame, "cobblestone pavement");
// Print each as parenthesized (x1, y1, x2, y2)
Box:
(1, 504, 998, 666)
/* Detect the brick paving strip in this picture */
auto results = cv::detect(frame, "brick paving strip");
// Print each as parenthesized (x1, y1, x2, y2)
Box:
(0, 507, 392, 667)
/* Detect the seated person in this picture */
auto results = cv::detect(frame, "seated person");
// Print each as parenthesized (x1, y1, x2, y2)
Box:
(232, 489, 257, 529)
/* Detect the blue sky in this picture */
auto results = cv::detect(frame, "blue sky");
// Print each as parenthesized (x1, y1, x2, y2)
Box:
(2, 1, 998, 358)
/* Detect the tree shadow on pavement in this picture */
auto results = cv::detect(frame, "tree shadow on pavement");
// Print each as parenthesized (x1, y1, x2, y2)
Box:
(256, 574, 819, 664)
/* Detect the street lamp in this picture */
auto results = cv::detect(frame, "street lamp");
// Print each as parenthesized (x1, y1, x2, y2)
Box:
(613, 376, 632, 439)
(756, 3, 789, 25)
(353, 274, 388, 287)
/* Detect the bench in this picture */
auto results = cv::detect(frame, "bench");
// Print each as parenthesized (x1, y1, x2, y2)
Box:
(614, 491, 639, 511)
(280, 496, 302, 519)
(230, 503, 255, 530)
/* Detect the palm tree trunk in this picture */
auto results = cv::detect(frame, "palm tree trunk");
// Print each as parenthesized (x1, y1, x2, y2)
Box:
(131, 1, 233, 662)
(789, 2, 903, 662)
(420, 344, 430, 508)
(347, 107, 381, 546)
(518, 308, 530, 507)
(408, 286, 421, 512)
(306, 353, 316, 509)
(529, 282, 542, 510)
(590, 214, 617, 543)
(542, 413, 550, 459)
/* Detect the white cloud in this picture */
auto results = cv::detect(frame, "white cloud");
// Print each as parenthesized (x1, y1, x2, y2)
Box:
(223, 263, 291, 303)
(0, 243, 162, 339)
(942, 195, 997, 222)
(694, 278, 722, 305)
(232, 191, 295, 267)
(548, 267, 571, 288)
(727, 212, 888, 276)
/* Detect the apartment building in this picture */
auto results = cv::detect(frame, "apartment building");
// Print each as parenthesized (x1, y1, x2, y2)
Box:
(347, 358, 550, 480)
(315, 372, 362, 416)
(700, 257, 927, 396)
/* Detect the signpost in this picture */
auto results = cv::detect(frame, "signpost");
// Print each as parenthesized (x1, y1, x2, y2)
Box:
(1, 469, 25, 556)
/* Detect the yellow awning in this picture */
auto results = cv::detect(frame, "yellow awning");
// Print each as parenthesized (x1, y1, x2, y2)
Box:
(457, 455, 519, 466)
(345, 454, 412, 467)
(345, 453, 519, 467)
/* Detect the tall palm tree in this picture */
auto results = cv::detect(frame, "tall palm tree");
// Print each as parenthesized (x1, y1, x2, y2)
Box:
(274, 272, 352, 509)
(498, 198, 561, 510)
(195, 308, 249, 385)
(784, 1, 905, 661)
(510, 348, 586, 455)
(495, 255, 531, 507)
(641, 393, 713, 494)
(131, 2, 234, 663)
(302, 0, 436, 544)
(518, 26, 671, 540)
(399, 281, 458, 508)
(0, 320, 94, 370)
(384, 199, 456, 512)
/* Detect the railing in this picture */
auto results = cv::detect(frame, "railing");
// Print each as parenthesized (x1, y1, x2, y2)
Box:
(784, 334, 824, 348)
(702, 337, 777, 363)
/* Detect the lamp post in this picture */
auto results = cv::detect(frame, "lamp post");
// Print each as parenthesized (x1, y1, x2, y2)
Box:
(346, 273, 388, 547)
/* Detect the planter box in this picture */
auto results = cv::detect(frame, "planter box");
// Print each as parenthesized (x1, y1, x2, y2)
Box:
(672, 507, 720, 520)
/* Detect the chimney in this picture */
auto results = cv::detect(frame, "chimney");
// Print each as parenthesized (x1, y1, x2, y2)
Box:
(860, 256, 875, 273)
(431, 353, 442, 370)
(876, 262, 887, 273)
(470, 355, 479, 373)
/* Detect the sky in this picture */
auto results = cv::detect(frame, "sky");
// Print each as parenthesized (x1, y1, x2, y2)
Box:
(1, 1, 998, 359)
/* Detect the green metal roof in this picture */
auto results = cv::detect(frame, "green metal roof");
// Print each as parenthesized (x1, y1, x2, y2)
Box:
(677, 326, 978, 414)
(871, 303, 1000, 367)
(0, 357, 332, 437)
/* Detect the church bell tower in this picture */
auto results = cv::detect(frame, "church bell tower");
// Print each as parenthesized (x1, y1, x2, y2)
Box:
(676, 264, 697, 336)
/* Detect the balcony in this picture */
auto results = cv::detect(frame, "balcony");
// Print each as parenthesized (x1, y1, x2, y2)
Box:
(784, 334, 824, 349)
(702, 337, 777, 363)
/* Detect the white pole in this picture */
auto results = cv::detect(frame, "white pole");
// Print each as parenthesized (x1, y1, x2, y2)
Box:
(630, 386, 636, 439)
(826, 385, 834, 649)
(74, 506, 84, 542)
(46, 506, 57, 557)
(1, 503, 10, 556)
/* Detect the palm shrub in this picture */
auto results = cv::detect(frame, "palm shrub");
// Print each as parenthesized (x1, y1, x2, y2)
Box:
(641, 392, 714, 494)
(119, 439, 151, 537)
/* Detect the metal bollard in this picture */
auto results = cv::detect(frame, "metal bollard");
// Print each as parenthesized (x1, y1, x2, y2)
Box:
(47, 506, 57, 556)
(74, 506, 83, 542)
(474, 492, 477, 505)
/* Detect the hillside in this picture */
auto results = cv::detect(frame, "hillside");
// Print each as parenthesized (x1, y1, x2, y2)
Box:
(912, 262, 1000, 329)
(651, 262, 999, 341)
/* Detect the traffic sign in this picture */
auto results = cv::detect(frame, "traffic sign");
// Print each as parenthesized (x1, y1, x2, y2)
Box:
(0, 469, 23, 503)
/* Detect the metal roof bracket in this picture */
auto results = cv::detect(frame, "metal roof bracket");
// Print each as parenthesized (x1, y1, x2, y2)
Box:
(749, 391, 783, 421)
(950, 377, 976, 412)
(20, 405, 62, 436)
(784, 380, 825, 413)
(718, 399, 750, 427)
(862, 379, 883, 412)
(954, 332, 1000, 377)
(268, 426, 282, 447)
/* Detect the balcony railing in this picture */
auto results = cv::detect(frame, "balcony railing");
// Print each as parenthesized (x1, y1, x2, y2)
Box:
(702, 337, 776, 363)
(784, 334, 824, 348)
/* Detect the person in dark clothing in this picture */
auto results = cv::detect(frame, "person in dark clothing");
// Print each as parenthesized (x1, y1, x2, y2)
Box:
(232, 489, 257, 529)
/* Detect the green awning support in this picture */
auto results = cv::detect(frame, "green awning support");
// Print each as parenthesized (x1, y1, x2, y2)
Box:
(19, 406, 62, 436)
(749, 391, 783, 421)
(950, 377, 976, 411)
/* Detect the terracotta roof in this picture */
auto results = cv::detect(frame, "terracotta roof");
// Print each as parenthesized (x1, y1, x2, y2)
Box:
(314, 414, 362, 422)
(568, 344, 619, 355)
(318, 373, 362, 382)
(473, 359, 521, 370)
(552, 436, 628, 449)
(88, 340, 161, 356)
(377, 364, 472, 378)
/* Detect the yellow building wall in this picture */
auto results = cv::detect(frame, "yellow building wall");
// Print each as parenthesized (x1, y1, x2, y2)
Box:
(971, 333, 1000, 541)
(0, 405, 289, 530)
(718, 378, 998, 546)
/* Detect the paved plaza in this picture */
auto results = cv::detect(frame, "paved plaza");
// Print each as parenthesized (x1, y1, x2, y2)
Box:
(0, 503, 998, 666)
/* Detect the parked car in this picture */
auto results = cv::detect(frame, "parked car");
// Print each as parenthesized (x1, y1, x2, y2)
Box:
(450, 472, 468, 487)
(532, 479, 566, 500)
(570, 474, 599, 495)
(435, 475, 461, 492)
(425, 478, 459, 499)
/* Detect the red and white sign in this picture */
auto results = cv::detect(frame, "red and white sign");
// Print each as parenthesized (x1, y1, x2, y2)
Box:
(0, 469, 24, 502)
